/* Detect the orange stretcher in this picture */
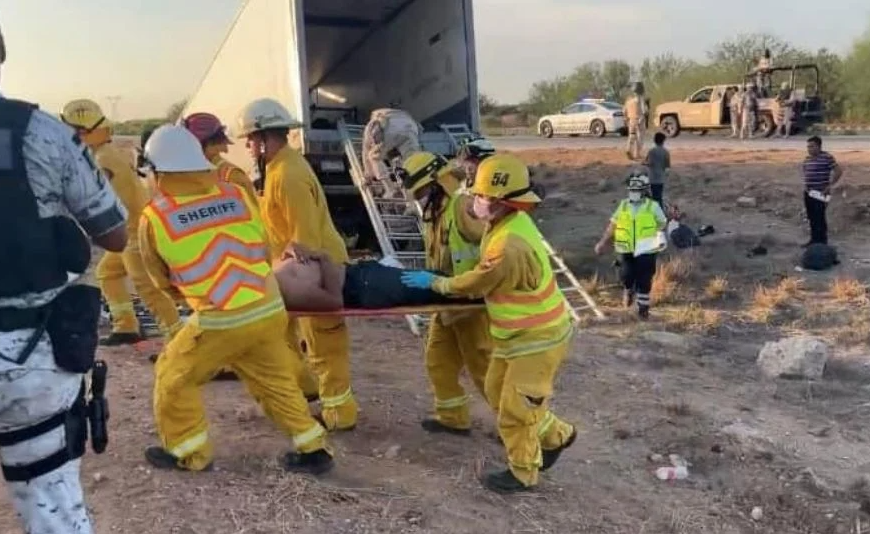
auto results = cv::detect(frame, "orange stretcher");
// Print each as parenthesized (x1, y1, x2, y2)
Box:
(286, 303, 485, 317)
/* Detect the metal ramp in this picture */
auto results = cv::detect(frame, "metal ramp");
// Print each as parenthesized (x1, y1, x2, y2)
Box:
(337, 119, 427, 335)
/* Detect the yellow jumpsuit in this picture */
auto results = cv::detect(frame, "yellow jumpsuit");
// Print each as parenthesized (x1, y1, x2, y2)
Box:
(93, 142, 181, 338)
(139, 172, 328, 470)
(422, 180, 492, 430)
(432, 213, 576, 487)
(261, 145, 357, 430)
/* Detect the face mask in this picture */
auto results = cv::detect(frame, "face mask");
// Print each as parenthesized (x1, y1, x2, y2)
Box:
(472, 196, 495, 220)
(628, 191, 642, 202)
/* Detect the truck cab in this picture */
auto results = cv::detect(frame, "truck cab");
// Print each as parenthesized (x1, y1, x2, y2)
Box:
(183, 0, 480, 252)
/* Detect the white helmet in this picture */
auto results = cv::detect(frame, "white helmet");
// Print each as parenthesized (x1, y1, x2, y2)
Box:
(627, 171, 650, 190)
(235, 98, 303, 138)
(144, 124, 214, 173)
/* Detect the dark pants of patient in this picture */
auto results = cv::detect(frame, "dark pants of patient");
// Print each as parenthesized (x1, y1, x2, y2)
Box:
(342, 261, 482, 309)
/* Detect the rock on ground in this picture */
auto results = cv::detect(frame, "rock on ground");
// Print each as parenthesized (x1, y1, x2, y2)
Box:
(756, 336, 829, 379)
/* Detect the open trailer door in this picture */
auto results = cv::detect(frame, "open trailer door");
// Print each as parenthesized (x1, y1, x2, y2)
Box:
(181, 0, 307, 171)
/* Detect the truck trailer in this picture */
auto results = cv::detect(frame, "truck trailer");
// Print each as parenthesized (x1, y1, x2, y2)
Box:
(182, 0, 482, 251)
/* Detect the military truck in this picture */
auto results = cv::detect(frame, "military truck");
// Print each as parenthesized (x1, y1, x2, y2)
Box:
(653, 64, 823, 138)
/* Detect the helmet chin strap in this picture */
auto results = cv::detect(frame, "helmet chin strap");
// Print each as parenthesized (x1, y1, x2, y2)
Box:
(255, 139, 267, 194)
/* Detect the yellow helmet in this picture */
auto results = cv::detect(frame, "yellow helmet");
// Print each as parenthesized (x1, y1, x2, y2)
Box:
(61, 99, 109, 131)
(471, 153, 540, 203)
(400, 151, 449, 195)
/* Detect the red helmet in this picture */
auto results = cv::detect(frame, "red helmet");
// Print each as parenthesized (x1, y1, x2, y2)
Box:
(182, 112, 231, 145)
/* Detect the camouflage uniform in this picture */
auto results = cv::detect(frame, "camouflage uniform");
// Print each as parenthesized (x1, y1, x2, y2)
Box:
(361, 108, 421, 198)
(740, 88, 757, 139)
(0, 98, 126, 534)
(624, 95, 647, 160)
(729, 88, 743, 137)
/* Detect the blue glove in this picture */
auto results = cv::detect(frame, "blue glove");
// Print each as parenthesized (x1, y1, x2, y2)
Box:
(401, 270, 436, 289)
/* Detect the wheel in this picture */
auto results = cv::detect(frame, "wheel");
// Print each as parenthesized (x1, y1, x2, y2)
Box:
(758, 113, 775, 138)
(660, 116, 681, 138)
(590, 120, 606, 138)
(539, 121, 554, 138)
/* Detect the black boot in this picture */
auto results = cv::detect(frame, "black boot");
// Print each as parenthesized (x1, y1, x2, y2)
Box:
(420, 418, 471, 436)
(144, 446, 213, 471)
(100, 332, 144, 346)
(623, 289, 635, 308)
(638, 305, 650, 320)
(542, 427, 577, 471)
(281, 449, 334, 475)
(481, 469, 533, 494)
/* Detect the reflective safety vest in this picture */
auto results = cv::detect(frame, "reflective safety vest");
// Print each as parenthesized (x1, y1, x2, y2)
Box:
(142, 184, 271, 312)
(613, 199, 660, 255)
(483, 212, 570, 340)
(444, 194, 480, 275)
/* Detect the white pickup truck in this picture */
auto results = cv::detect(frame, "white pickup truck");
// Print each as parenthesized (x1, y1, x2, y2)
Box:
(182, 0, 482, 251)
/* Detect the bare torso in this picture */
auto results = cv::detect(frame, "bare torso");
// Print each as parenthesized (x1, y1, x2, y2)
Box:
(272, 257, 346, 311)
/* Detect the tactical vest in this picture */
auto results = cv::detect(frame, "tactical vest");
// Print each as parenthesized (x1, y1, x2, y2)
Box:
(483, 212, 570, 340)
(0, 98, 90, 298)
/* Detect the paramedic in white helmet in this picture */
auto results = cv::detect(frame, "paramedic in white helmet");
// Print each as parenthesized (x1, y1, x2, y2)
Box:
(454, 137, 496, 191)
(0, 22, 128, 534)
(594, 171, 667, 319)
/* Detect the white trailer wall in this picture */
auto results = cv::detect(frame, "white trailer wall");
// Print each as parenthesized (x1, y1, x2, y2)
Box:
(182, 0, 305, 168)
(311, 0, 475, 127)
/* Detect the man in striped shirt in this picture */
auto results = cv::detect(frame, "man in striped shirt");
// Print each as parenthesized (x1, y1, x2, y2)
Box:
(802, 136, 843, 246)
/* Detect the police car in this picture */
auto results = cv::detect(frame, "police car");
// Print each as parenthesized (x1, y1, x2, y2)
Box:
(537, 99, 628, 138)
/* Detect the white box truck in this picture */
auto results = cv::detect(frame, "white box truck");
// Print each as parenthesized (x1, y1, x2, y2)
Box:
(183, 0, 481, 251)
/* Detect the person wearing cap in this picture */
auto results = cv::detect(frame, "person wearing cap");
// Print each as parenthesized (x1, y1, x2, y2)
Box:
(398, 151, 491, 435)
(594, 171, 667, 319)
(624, 81, 648, 160)
(235, 98, 357, 432)
(400, 153, 577, 493)
(181, 112, 258, 205)
(454, 137, 496, 191)
(0, 23, 128, 534)
(61, 99, 182, 347)
(138, 124, 335, 474)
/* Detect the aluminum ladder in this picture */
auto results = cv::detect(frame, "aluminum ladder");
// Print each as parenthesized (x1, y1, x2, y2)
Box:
(438, 123, 477, 154)
(542, 239, 605, 322)
(337, 119, 428, 335)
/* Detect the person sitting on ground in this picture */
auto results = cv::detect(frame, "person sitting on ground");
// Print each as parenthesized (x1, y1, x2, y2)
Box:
(273, 246, 482, 311)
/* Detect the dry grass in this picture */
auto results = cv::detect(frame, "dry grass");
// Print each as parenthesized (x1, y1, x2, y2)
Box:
(652, 255, 696, 305)
(748, 277, 803, 322)
(831, 277, 869, 305)
(667, 303, 722, 333)
(704, 276, 729, 300)
(834, 314, 870, 345)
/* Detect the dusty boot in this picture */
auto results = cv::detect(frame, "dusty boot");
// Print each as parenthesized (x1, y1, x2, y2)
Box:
(420, 418, 471, 436)
(100, 332, 144, 346)
(481, 469, 533, 494)
(638, 305, 650, 320)
(542, 427, 578, 471)
(622, 290, 635, 308)
(281, 449, 334, 476)
(144, 446, 213, 472)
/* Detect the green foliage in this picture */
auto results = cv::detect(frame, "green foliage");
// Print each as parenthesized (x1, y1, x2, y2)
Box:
(112, 118, 164, 136)
(522, 29, 870, 122)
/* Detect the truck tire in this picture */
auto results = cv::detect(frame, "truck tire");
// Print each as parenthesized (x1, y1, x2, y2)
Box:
(660, 116, 680, 138)
(539, 121, 554, 138)
(590, 120, 606, 138)
(758, 113, 776, 138)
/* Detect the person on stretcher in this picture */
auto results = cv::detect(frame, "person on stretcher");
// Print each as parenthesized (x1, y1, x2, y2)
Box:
(273, 244, 482, 311)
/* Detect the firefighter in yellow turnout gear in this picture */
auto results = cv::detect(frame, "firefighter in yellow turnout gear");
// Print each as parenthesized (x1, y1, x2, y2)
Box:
(401, 154, 577, 493)
(61, 99, 181, 346)
(399, 152, 492, 434)
(137, 125, 334, 474)
(236, 98, 357, 431)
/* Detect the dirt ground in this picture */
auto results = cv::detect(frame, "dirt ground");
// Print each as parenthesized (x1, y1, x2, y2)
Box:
(4, 146, 870, 533)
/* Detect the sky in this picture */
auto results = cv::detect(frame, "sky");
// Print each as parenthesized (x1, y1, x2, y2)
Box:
(1, 0, 868, 119)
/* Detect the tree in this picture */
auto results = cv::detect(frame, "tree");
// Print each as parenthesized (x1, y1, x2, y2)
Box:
(166, 99, 188, 123)
(707, 33, 803, 73)
(842, 26, 870, 121)
(479, 93, 499, 115)
(599, 60, 632, 100)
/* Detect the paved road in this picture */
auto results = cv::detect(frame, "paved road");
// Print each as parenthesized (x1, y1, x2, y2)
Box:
(491, 134, 870, 152)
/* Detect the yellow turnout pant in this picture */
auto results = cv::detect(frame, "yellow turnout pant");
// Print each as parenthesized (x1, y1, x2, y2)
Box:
(485, 338, 576, 487)
(97, 241, 181, 337)
(290, 316, 358, 430)
(153, 311, 327, 470)
(285, 320, 322, 399)
(424, 310, 492, 429)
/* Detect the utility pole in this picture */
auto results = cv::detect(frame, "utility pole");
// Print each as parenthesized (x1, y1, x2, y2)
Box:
(106, 95, 122, 121)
